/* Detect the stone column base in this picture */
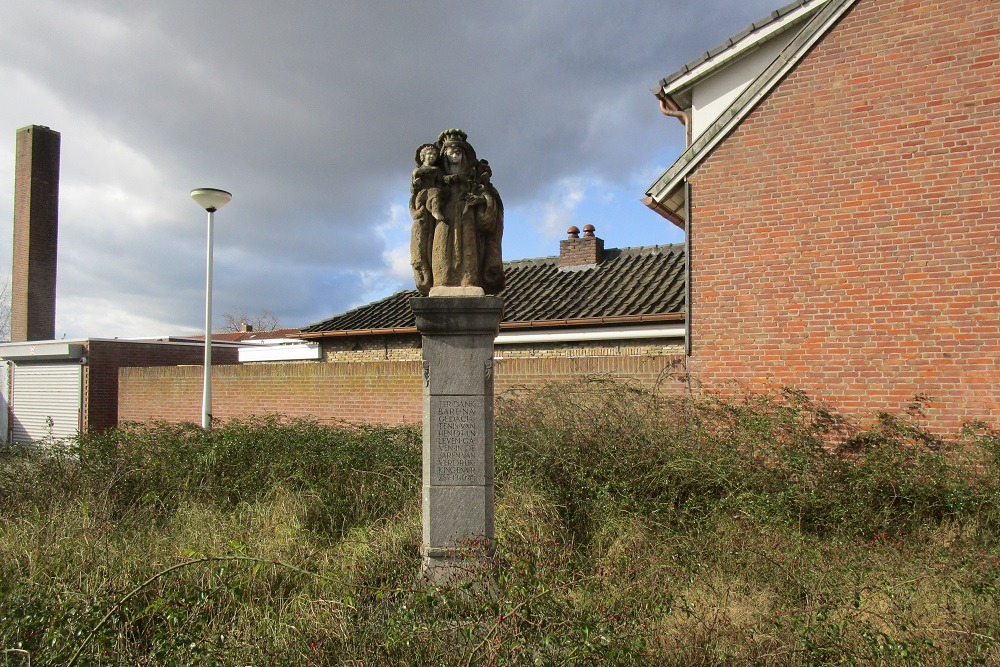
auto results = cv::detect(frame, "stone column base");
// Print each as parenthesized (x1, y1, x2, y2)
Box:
(411, 295, 503, 585)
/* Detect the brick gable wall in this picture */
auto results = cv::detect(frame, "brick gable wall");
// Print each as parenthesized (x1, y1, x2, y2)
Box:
(688, 0, 999, 429)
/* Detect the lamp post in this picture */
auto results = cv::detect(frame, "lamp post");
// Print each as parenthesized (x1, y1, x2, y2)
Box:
(190, 187, 232, 429)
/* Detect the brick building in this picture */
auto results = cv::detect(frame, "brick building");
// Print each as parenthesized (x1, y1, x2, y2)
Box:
(299, 226, 685, 364)
(645, 0, 999, 429)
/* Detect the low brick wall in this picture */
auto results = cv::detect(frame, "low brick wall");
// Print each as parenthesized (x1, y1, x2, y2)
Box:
(87, 340, 240, 432)
(494, 354, 687, 396)
(118, 354, 687, 426)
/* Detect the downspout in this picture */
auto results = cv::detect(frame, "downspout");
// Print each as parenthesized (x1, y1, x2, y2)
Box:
(655, 91, 693, 359)
(658, 94, 692, 146)
(684, 180, 692, 358)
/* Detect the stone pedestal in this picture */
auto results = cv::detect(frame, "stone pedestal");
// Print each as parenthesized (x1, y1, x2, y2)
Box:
(411, 295, 503, 581)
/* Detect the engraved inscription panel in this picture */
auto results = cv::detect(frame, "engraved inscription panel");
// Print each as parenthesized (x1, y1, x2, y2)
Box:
(432, 397, 484, 485)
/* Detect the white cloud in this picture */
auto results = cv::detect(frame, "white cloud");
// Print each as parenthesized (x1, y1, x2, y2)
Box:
(57, 296, 184, 340)
(377, 202, 415, 284)
(538, 177, 589, 239)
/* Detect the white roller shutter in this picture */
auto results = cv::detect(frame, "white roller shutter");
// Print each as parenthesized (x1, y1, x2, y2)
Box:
(10, 362, 83, 444)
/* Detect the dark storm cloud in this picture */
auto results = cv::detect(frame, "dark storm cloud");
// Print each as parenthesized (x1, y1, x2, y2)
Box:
(0, 0, 780, 336)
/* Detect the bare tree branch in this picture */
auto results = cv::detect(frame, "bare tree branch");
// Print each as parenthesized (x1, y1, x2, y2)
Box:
(220, 309, 280, 333)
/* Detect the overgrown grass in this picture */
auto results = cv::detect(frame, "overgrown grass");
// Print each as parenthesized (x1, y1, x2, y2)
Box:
(1, 384, 998, 665)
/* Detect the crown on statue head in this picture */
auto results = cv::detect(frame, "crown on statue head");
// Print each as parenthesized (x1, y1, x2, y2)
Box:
(437, 128, 468, 146)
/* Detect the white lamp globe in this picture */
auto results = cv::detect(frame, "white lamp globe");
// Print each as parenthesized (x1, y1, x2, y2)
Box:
(190, 188, 232, 212)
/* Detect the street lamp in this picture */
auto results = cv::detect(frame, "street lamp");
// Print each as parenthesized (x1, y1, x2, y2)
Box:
(190, 187, 232, 429)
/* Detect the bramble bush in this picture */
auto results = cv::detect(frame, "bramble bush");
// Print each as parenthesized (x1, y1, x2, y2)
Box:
(1, 385, 998, 665)
(496, 382, 999, 540)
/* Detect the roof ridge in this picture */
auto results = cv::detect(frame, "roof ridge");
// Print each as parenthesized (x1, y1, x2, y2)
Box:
(504, 255, 556, 267)
(503, 242, 683, 265)
(654, 0, 828, 93)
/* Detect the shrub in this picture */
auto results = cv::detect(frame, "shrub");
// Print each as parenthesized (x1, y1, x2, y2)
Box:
(495, 380, 999, 539)
(70, 416, 421, 535)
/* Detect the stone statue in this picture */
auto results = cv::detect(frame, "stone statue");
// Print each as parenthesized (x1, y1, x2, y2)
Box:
(409, 129, 504, 296)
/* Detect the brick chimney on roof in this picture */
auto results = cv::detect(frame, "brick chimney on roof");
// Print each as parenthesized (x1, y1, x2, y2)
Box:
(559, 224, 604, 267)
(11, 125, 60, 342)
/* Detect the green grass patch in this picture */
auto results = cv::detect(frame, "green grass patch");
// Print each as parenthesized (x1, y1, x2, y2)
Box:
(1, 386, 998, 665)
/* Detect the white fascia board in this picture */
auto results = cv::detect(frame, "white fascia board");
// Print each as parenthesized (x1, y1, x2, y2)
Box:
(0, 342, 86, 360)
(239, 342, 321, 362)
(495, 325, 685, 346)
(92, 336, 242, 347)
(239, 338, 302, 346)
(662, 0, 831, 98)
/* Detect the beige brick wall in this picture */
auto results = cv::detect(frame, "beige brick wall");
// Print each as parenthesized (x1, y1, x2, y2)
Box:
(119, 350, 688, 426)
(497, 339, 683, 359)
(321, 335, 422, 362)
(320, 336, 683, 363)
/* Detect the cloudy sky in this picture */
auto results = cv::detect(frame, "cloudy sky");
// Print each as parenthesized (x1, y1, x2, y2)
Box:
(0, 0, 779, 339)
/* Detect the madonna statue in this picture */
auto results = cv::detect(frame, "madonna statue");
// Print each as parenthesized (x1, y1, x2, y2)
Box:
(409, 129, 504, 296)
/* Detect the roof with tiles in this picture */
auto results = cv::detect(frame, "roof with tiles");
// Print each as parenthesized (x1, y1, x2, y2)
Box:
(299, 232, 685, 337)
(653, 0, 824, 94)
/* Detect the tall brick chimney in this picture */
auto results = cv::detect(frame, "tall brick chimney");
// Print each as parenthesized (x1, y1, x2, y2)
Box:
(559, 224, 604, 268)
(11, 125, 60, 342)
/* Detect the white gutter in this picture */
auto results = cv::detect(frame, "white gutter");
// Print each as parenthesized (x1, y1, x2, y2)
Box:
(495, 325, 685, 346)
(0, 342, 85, 361)
(238, 341, 321, 362)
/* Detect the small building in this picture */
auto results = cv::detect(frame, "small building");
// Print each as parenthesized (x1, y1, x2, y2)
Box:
(0, 338, 239, 443)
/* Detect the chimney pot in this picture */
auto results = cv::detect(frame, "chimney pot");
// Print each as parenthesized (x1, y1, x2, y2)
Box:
(558, 224, 604, 268)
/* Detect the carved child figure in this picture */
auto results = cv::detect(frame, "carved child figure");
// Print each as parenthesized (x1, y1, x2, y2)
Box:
(470, 159, 493, 219)
(411, 143, 446, 223)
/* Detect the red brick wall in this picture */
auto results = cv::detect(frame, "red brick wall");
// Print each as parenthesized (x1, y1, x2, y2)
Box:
(558, 234, 605, 267)
(11, 126, 60, 343)
(687, 0, 1000, 430)
(118, 354, 686, 426)
(86, 340, 239, 432)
